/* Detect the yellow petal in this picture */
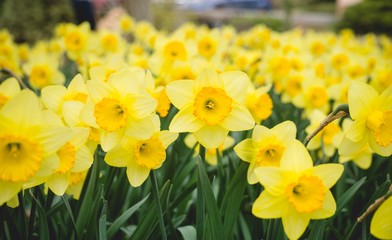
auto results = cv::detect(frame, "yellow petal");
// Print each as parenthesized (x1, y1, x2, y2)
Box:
(252, 125, 273, 143)
(282, 206, 310, 240)
(109, 69, 143, 96)
(221, 71, 249, 104)
(368, 133, 392, 157)
(370, 196, 392, 239)
(274, 121, 297, 145)
(194, 68, 223, 91)
(252, 190, 285, 218)
(105, 146, 129, 167)
(234, 139, 256, 163)
(80, 101, 100, 128)
(1, 90, 42, 126)
(345, 118, 366, 142)
(312, 164, 343, 188)
(169, 104, 204, 132)
(41, 85, 66, 112)
(0, 77, 20, 97)
(125, 94, 157, 119)
(310, 190, 336, 219)
(254, 167, 287, 196)
(87, 80, 116, 103)
(62, 101, 85, 127)
(70, 127, 90, 149)
(6, 194, 19, 208)
(100, 128, 125, 152)
(0, 181, 22, 206)
(159, 131, 178, 148)
(166, 80, 194, 109)
(72, 145, 93, 172)
(348, 81, 378, 119)
(379, 85, 392, 110)
(280, 140, 313, 172)
(221, 102, 255, 131)
(339, 134, 368, 156)
(36, 126, 72, 157)
(194, 125, 228, 149)
(126, 159, 150, 187)
(47, 173, 69, 196)
(353, 153, 372, 169)
(125, 117, 155, 140)
(247, 161, 259, 184)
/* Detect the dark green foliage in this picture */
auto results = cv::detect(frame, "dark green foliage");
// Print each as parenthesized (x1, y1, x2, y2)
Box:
(336, 0, 392, 35)
(0, 0, 74, 43)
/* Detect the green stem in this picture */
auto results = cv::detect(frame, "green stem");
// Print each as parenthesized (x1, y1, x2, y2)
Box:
(150, 170, 167, 240)
(17, 192, 28, 240)
(28, 188, 38, 240)
(196, 145, 206, 240)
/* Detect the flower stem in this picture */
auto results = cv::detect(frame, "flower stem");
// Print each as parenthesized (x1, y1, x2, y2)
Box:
(196, 145, 206, 240)
(28, 188, 38, 240)
(304, 104, 349, 147)
(357, 184, 392, 222)
(150, 170, 167, 240)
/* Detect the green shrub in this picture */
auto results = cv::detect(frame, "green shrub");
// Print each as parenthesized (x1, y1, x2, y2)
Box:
(336, 0, 392, 35)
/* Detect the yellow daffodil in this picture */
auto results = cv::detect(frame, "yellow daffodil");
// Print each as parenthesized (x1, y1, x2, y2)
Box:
(306, 110, 341, 157)
(80, 68, 157, 151)
(166, 68, 255, 148)
(252, 140, 344, 240)
(105, 115, 178, 187)
(0, 77, 20, 109)
(234, 121, 296, 184)
(339, 81, 392, 157)
(245, 84, 273, 123)
(370, 196, 392, 239)
(334, 118, 373, 169)
(0, 90, 71, 205)
(184, 134, 235, 166)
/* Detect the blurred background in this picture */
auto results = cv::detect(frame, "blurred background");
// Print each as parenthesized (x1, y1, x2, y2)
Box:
(0, 0, 391, 43)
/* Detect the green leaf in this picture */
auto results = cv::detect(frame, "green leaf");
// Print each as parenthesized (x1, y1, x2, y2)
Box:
(29, 189, 49, 240)
(177, 226, 196, 240)
(75, 149, 101, 238)
(196, 157, 224, 240)
(131, 181, 172, 239)
(336, 177, 366, 215)
(308, 220, 326, 240)
(61, 195, 78, 239)
(107, 194, 150, 239)
(98, 200, 108, 240)
(219, 161, 248, 239)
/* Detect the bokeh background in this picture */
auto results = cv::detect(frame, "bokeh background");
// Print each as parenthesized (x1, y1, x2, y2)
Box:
(0, 0, 391, 44)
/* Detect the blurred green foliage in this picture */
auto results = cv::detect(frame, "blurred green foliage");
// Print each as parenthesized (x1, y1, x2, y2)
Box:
(0, 0, 74, 43)
(336, 0, 392, 35)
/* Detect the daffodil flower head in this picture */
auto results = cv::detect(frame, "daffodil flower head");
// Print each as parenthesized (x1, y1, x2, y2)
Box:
(252, 140, 344, 240)
(339, 81, 392, 157)
(166, 68, 255, 149)
(0, 90, 72, 205)
(104, 115, 178, 187)
(234, 121, 296, 184)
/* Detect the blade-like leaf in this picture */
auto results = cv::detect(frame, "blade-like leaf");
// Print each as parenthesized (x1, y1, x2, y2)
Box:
(107, 194, 150, 239)
(308, 220, 326, 240)
(196, 157, 224, 240)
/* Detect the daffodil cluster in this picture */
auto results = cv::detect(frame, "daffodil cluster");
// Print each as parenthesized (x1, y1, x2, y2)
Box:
(0, 13, 391, 240)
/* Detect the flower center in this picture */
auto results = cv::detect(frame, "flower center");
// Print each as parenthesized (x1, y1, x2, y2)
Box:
(101, 33, 118, 52)
(30, 65, 52, 89)
(65, 30, 85, 52)
(246, 93, 273, 122)
(286, 175, 326, 213)
(163, 40, 187, 61)
(56, 142, 76, 174)
(198, 37, 217, 58)
(69, 171, 86, 186)
(94, 98, 128, 132)
(306, 87, 328, 108)
(366, 110, 392, 147)
(256, 142, 285, 167)
(193, 87, 232, 126)
(322, 123, 340, 145)
(134, 136, 166, 169)
(0, 135, 43, 182)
